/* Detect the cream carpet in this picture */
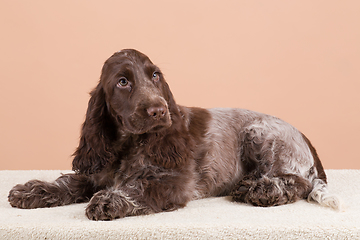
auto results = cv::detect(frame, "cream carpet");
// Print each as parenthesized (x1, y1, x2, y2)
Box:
(0, 170, 359, 239)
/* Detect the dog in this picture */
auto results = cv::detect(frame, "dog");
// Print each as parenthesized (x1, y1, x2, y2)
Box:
(8, 49, 340, 220)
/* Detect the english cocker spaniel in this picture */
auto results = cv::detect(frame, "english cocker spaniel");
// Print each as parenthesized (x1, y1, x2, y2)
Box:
(8, 49, 339, 220)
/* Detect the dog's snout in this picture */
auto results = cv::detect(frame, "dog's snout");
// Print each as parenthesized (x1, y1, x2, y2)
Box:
(147, 106, 167, 120)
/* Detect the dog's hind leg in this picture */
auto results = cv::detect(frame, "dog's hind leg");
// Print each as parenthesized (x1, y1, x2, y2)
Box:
(230, 173, 312, 207)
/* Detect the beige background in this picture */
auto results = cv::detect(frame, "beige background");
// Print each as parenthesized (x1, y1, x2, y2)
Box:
(1, 1, 359, 170)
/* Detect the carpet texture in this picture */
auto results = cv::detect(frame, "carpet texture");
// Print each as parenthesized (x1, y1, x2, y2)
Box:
(0, 170, 359, 239)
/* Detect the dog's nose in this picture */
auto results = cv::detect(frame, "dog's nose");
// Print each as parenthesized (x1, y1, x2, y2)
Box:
(147, 106, 167, 120)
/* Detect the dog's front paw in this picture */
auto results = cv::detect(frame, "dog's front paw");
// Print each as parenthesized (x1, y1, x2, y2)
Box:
(8, 183, 30, 208)
(85, 190, 127, 221)
(8, 180, 60, 209)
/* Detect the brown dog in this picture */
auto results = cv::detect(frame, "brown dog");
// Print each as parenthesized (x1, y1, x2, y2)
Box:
(9, 49, 339, 220)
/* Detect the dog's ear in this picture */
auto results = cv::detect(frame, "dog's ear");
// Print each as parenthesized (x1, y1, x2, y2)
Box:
(161, 80, 179, 114)
(72, 83, 117, 175)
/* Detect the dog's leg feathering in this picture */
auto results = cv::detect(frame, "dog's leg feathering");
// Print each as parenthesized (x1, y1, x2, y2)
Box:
(8, 173, 92, 209)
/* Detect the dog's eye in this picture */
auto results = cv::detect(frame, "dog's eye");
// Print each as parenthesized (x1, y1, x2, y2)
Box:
(117, 77, 128, 87)
(152, 72, 160, 82)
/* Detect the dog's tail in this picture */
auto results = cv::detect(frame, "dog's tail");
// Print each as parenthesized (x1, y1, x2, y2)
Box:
(307, 178, 341, 210)
(301, 133, 341, 210)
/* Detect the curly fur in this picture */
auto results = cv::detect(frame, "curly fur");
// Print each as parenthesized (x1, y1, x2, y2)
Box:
(8, 49, 339, 221)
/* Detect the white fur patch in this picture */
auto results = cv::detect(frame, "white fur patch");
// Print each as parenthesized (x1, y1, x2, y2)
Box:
(308, 179, 341, 210)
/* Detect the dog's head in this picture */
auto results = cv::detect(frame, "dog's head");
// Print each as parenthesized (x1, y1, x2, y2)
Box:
(100, 49, 174, 134)
(73, 49, 178, 174)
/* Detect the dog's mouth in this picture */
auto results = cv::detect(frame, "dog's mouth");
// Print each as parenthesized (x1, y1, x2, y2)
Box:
(124, 112, 172, 135)
(147, 120, 172, 133)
